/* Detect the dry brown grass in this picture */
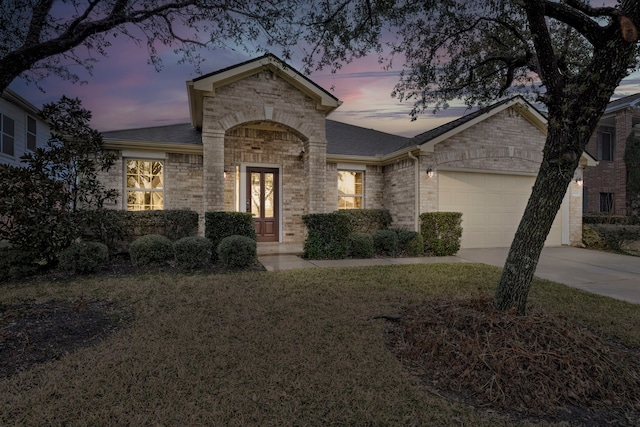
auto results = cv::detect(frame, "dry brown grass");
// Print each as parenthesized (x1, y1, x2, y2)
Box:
(1, 263, 639, 426)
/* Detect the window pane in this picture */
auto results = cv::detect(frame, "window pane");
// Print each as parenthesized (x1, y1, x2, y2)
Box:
(338, 171, 363, 195)
(251, 172, 261, 216)
(126, 159, 164, 211)
(2, 136, 13, 155)
(338, 196, 362, 209)
(27, 117, 37, 151)
(3, 115, 14, 136)
(599, 192, 613, 213)
(127, 191, 164, 211)
(27, 116, 36, 133)
(264, 173, 274, 218)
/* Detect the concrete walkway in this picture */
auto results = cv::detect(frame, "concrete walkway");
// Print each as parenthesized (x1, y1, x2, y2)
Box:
(258, 244, 640, 304)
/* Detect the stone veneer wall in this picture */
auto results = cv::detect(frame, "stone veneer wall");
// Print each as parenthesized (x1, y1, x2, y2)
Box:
(383, 158, 416, 230)
(199, 69, 329, 243)
(224, 127, 307, 243)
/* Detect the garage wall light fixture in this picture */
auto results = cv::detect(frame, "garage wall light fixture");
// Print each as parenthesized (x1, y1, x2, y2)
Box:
(426, 167, 434, 178)
(574, 177, 583, 186)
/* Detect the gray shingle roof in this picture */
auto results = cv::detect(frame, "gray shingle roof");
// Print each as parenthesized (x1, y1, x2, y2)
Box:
(102, 123, 202, 145)
(102, 120, 414, 156)
(325, 119, 413, 156)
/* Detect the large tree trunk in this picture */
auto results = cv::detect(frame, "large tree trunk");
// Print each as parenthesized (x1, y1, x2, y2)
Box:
(494, 128, 580, 314)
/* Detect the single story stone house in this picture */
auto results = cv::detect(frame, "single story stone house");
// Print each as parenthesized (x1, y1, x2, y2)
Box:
(100, 54, 594, 248)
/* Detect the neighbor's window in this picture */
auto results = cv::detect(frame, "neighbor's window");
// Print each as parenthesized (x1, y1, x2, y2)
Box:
(599, 192, 613, 213)
(126, 159, 164, 210)
(1, 114, 15, 156)
(338, 170, 363, 209)
(597, 127, 614, 161)
(27, 115, 37, 151)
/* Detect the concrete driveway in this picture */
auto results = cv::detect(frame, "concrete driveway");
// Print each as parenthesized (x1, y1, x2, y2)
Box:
(456, 247, 640, 304)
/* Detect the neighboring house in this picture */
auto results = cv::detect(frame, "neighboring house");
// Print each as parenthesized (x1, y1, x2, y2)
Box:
(101, 54, 593, 248)
(583, 93, 640, 216)
(0, 89, 50, 167)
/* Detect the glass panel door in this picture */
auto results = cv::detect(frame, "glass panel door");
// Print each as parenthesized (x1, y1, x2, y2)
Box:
(246, 167, 279, 242)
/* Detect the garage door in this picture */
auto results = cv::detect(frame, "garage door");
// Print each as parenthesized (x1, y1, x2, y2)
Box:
(438, 171, 562, 248)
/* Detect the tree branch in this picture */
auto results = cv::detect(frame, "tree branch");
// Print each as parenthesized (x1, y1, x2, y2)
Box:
(523, 0, 563, 96)
(544, 1, 608, 47)
(25, 0, 54, 46)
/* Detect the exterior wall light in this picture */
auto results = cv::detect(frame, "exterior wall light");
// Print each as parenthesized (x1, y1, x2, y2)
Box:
(575, 178, 583, 186)
(426, 167, 434, 178)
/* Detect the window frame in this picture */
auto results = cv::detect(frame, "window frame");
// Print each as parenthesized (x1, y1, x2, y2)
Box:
(1, 113, 15, 156)
(125, 159, 165, 211)
(337, 169, 364, 209)
(597, 127, 614, 161)
(599, 192, 613, 213)
(26, 115, 37, 152)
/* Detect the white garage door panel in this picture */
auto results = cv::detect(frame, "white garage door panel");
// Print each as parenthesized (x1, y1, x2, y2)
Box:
(438, 171, 562, 249)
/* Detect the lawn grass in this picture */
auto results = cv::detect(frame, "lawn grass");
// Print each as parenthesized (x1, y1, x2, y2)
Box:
(1, 263, 639, 426)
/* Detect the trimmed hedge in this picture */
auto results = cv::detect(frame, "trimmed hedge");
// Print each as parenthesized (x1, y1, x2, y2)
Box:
(217, 235, 257, 268)
(174, 236, 212, 269)
(373, 229, 399, 256)
(302, 212, 351, 259)
(58, 241, 109, 274)
(205, 212, 256, 261)
(81, 209, 199, 253)
(589, 224, 640, 252)
(583, 215, 639, 225)
(129, 234, 174, 267)
(339, 209, 393, 233)
(396, 230, 424, 256)
(348, 233, 374, 258)
(420, 212, 463, 256)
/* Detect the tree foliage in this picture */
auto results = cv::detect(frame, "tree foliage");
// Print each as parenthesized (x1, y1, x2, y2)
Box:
(0, 96, 117, 268)
(625, 131, 640, 216)
(0, 0, 307, 93)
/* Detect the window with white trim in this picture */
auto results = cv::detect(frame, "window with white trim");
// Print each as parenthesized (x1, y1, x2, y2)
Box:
(1, 114, 15, 156)
(338, 170, 363, 209)
(126, 159, 164, 210)
(27, 115, 37, 151)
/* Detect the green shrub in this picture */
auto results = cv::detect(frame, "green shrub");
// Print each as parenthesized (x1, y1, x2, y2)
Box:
(174, 236, 212, 269)
(205, 212, 256, 261)
(583, 215, 632, 225)
(302, 212, 350, 259)
(420, 212, 463, 256)
(582, 225, 609, 250)
(589, 224, 640, 252)
(339, 209, 393, 233)
(348, 233, 374, 258)
(0, 243, 40, 281)
(373, 229, 399, 256)
(129, 234, 174, 267)
(78, 209, 128, 254)
(217, 235, 257, 268)
(58, 241, 109, 274)
(396, 230, 424, 256)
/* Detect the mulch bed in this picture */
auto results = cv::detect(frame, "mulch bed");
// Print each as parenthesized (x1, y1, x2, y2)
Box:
(0, 299, 131, 379)
(386, 296, 640, 426)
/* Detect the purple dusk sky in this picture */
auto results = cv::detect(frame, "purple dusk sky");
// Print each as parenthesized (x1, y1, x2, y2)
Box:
(7, 23, 640, 138)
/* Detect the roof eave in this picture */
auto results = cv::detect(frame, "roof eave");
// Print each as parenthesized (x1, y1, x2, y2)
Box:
(104, 139, 203, 155)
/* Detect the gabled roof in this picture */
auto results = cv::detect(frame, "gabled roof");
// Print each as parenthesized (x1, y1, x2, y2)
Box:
(187, 54, 341, 130)
(605, 92, 640, 114)
(412, 96, 547, 152)
(1, 88, 41, 116)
